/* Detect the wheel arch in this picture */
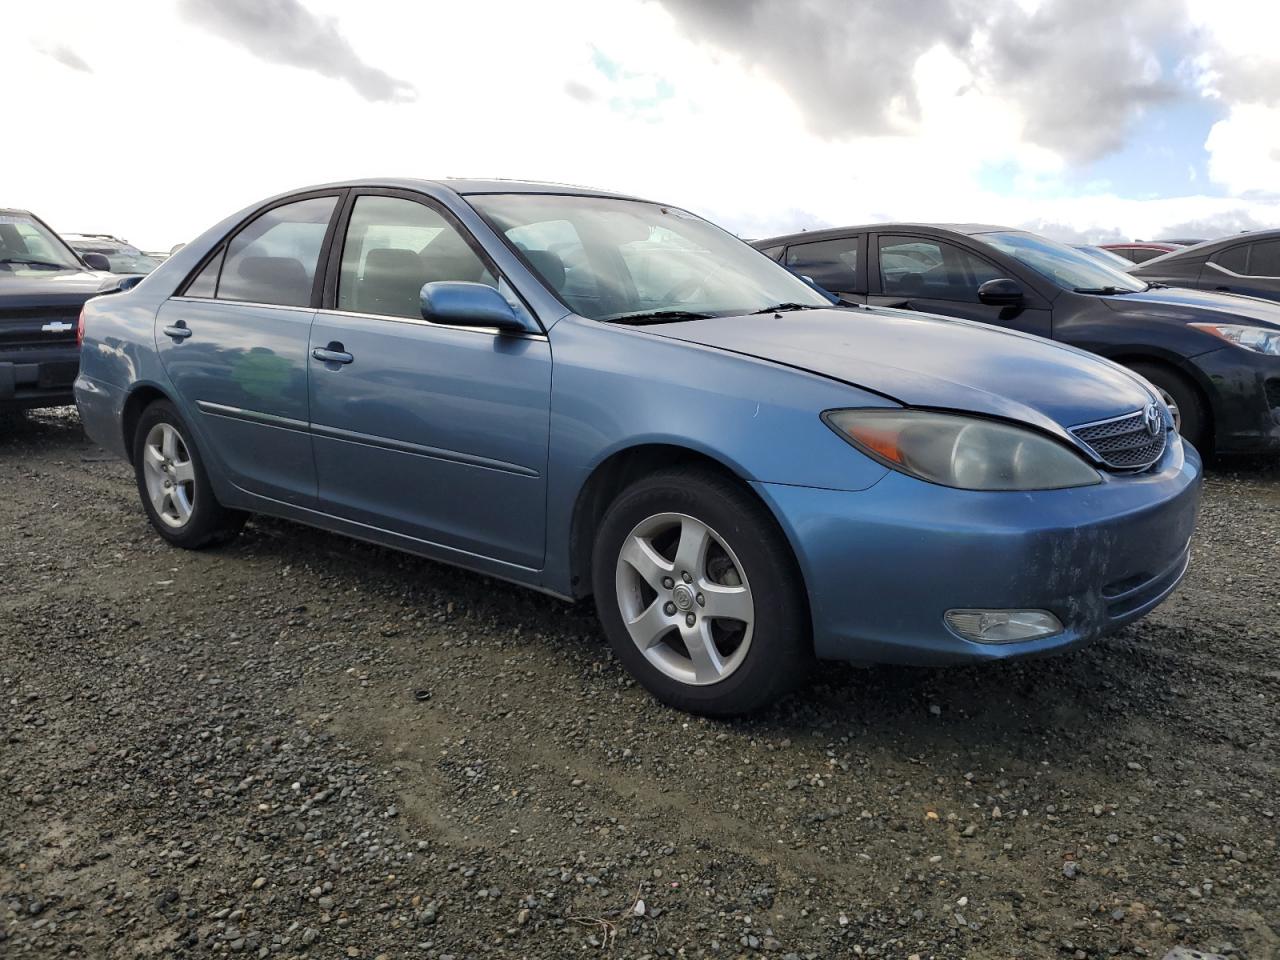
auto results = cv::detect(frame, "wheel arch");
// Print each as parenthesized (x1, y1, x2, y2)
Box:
(121, 383, 174, 464)
(567, 443, 806, 613)
(1108, 352, 1215, 446)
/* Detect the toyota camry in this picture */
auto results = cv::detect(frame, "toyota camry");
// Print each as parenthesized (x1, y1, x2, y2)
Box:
(74, 179, 1201, 715)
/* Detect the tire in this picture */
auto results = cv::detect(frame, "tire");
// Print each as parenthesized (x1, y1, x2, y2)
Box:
(591, 466, 812, 716)
(132, 400, 246, 548)
(1127, 361, 1209, 454)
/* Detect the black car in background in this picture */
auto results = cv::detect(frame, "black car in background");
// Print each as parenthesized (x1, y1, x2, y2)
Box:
(1130, 230, 1280, 304)
(64, 233, 163, 275)
(1, 208, 115, 412)
(753, 224, 1280, 455)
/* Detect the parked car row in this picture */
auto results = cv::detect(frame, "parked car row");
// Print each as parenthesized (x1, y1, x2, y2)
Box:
(752, 224, 1280, 455)
(69, 178, 1217, 716)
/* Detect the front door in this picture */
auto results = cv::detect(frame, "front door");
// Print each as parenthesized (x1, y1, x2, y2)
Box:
(308, 192, 552, 569)
(870, 234, 1053, 338)
(156, 193, 341, 506)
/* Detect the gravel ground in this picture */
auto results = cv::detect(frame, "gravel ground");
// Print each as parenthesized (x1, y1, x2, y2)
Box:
(1, 407, 1277, 960)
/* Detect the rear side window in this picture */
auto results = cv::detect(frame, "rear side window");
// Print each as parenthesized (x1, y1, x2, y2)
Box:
(216, 196, 338, 307)
(1212, 244, 1249, 274)
(337, 195, 496, 319)
(1127, 248, 1162, 264)
(757, 244, 784, 261)
(184, 250, 223, 298)
(1245, 240, 1280, 277)
(786, 237, 861, 292)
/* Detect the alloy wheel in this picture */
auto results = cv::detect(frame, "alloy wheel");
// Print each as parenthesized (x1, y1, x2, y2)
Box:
(142, 422, 196, 528)
(614, 512, 754, 686)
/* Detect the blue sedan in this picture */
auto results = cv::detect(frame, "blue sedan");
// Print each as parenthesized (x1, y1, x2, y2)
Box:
(74, 179, 1202, 715)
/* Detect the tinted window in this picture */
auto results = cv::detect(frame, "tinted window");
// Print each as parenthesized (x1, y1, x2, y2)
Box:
(1213, 244, 1249, 274)
(1245, 240, 1280, 277)
(217, 196, 337, 307)
(786, 237, 860, 292)
(337, 196, 495, 319)
(1105, 247, 1140, 263)
(757, 245, 784, 261)
(878, 236, 1004, 302)
(1127, 248, 1162, 264)
(185, 250, 223, 298)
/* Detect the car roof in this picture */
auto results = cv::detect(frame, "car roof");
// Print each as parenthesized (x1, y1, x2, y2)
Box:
(753, 223, 1019, 246)
(1101, 241, 1178, 249)
(0, 208, 35, 217)
(295, 177, 648, 201)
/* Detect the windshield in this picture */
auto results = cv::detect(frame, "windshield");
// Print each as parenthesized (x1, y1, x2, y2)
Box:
(468, 193, 833, 321)
(980, 231, 1146, 293)
(0, 213, 83, 272)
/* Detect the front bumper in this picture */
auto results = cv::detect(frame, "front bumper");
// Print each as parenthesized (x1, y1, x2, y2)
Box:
(755, 436, 1202, 665)
(0, 347, 80, 411)
(1191, 346, 1280, 454)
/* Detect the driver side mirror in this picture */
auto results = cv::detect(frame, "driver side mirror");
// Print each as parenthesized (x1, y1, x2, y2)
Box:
(420, 281, 534, 334)
(81, 252, 112, 272)
(977, 278, 1024, 306)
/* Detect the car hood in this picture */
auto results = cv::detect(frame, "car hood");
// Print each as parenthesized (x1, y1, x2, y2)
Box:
(644, 306, 1156, 442)
(0, 268, 109, 310)
(1101, 286, 1280, 328)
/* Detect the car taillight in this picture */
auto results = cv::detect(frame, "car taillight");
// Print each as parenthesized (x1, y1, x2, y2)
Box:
(77, 306, 86, 347)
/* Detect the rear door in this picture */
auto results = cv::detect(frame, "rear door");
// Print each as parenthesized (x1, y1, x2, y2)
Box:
(307, 190, 552, 569)
(868, 233, 1053, 337)
(1203, 240, 1280, 300)
(156, 192, 342, 506)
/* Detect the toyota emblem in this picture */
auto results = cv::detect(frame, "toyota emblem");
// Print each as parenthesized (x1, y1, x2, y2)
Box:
(1144, 402, 1162, 437)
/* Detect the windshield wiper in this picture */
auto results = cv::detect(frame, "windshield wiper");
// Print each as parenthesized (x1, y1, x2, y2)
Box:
(0, 257, 71, 269)
(1073, 285, 1135, 295)
(603, 309, 717, 325)
(751, 302, 826, 314)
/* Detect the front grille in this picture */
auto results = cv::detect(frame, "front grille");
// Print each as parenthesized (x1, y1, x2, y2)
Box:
(1070, 408, 1167, 470)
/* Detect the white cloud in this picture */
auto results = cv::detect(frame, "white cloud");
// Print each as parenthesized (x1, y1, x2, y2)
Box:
(7, 0, 1279, 251)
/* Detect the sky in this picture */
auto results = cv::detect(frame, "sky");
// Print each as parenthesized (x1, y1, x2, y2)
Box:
(10, 0, 1280, 251)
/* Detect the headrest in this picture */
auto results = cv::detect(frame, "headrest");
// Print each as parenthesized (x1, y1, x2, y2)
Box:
(363, 248, 422, 275)
(524, 248, 566, 292)
(237, 256, 307, 286)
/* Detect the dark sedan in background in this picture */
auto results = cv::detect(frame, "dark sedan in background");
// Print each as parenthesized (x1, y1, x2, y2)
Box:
(754, 224, 1280, 455)
(1130, 230, 1280, 304)
(1101, 241, 1180, 264)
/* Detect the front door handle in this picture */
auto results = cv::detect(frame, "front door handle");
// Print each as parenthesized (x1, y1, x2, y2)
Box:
(162, 323, 192, 341)
(312, 345, 353, 364)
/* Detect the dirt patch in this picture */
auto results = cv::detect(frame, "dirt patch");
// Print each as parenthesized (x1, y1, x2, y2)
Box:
(2, 408, 1276, 958)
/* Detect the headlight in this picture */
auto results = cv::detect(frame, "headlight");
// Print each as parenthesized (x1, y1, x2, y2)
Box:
(823, 409, 1102, 491)
(1189, 323, 1280, 356)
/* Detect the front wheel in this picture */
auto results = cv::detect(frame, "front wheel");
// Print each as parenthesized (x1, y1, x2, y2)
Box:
(591, 467, 812, 716)
(1127, 361, 1209, 454)
(132, 400, 246, 548)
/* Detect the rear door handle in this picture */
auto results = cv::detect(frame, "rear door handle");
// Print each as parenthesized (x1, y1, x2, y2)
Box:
(312, 346, 353, 364)
(162, 323, 192, 341)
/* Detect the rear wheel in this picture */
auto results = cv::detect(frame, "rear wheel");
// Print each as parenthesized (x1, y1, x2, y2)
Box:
(132, 400, 246, 548)
(591, 466, 811, 716)
(1127, 361, 1209, 454)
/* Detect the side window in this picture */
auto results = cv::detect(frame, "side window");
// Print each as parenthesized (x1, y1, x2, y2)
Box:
(1129, 249, 1162, 264)
(1245, 240, 1280, 277)
(217, 196, 338, 307)
(757, 244, 785, 262)
(1212, 244, 1249, 274)
(184, 249, 223, 298)
(878, 236, 1002, 302)
(786, 237, 860, 292)
(338, 196, 496, 319)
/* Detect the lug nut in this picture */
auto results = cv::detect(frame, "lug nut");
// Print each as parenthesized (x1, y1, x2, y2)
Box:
(681, 571, 692, 583)
(663, 602, 676, 616)
(685, 613, 696, 627)
(662, 577, 674, 590)
(696, 593, 705, 606)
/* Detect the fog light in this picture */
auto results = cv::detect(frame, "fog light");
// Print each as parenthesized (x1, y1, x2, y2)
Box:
(944, 609, 1063, 644)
